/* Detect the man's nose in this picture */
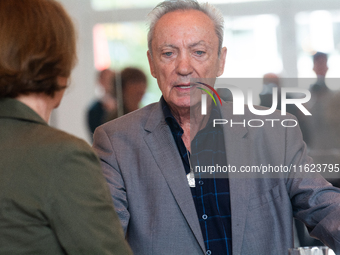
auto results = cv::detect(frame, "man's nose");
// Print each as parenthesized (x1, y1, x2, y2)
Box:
(176, 52, 193, 76)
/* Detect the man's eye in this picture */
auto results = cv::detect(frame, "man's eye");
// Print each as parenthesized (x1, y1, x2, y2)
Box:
(163, 52, 173, 57)
(195, 51, 205, 55)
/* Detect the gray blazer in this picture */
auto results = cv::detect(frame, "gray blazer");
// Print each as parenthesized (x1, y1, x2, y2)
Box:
(93, 100, 340, 255)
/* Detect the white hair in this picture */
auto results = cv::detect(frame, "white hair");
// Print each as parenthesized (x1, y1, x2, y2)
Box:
(147, 0, 224, 56)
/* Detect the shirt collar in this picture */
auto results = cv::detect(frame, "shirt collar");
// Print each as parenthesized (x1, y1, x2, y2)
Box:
(161, 96, 222, 132)
(161, 96, 183, 134)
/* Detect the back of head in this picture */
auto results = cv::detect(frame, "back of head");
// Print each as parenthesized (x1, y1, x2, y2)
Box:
(0, 0, 77, 99)
(147, 0, 224, 56)
(313, 52, 328, 64)
(121, 67, 147, 90)
(120, 67, 147, 113)
(263, 73, 280, 87)
(98, 69, 115, 95)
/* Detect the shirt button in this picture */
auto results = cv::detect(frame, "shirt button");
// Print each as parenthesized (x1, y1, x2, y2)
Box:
(206, 250, 212, 255)
(202, 214, 208, 220)
(198, 180, 204, 185)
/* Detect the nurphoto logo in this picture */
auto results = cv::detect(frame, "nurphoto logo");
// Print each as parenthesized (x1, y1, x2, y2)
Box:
(198, 82, 311, 116)
(194, 79, 312, 128)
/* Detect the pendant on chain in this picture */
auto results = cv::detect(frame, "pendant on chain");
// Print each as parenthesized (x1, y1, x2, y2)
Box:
(187, 172, 195, 187)
(186, 148, 195, 187)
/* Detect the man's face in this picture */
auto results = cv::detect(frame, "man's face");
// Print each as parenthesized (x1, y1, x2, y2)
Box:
(313, 56, 328, 77)
(100, 70, 115, 94)
(147, 10, 227, 111)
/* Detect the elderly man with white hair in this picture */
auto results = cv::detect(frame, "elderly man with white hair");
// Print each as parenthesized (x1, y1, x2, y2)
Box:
(93, 1, 340, 254)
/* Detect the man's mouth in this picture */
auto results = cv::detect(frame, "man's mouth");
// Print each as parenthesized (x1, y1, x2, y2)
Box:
(175, 83, 194, 89)
(178, 85, 192, 89)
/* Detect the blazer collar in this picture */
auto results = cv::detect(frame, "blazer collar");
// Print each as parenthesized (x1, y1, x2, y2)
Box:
(219, 101, 248, 139)
(220, 101, 251, 255)
(143, 99, 251, 254)
(144, 100, 165, 133)
(143, 100, 206, 253)
(0, 98, 47, 126)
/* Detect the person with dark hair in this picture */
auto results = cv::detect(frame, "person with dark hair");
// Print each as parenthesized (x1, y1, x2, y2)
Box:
(311, 52, 329, 94)
(87, 69, 116, 136)
(259, 73, 281, 110)
(304, 52, 335, 151)
(120, 67, 147, 114)
(0, 0, 132, 254)
(87, 67, 147, 138)
(93, 1, 340, 254)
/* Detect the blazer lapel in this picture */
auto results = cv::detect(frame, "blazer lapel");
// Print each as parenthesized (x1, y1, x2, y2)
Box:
(143, 102, 206, 253)
(221, 103, 251, 255)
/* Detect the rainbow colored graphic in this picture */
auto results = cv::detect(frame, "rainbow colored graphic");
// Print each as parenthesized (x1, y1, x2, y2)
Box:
(196, 82, 222, 106)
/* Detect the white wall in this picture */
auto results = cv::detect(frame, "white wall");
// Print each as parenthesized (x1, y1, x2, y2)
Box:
(52, 0, 96, 144)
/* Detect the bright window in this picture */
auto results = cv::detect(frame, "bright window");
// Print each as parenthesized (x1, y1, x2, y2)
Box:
(222, 14, 281, 78)
(93, 22, 161, 106)
(296, 10, 340, 89)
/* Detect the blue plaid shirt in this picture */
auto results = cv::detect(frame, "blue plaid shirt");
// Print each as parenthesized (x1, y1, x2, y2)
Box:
(161, 97, 232, 255)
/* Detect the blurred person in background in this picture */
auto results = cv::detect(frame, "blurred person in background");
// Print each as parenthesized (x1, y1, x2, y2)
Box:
(87, 69, 117, 137)
(87, 67, 147, 139)
(119, 67, 147, 115)
(259, 72, 281, 110)
(0, 0, 132, 254)
(304, 52, 334, 150)
(310, 52, 329, 95)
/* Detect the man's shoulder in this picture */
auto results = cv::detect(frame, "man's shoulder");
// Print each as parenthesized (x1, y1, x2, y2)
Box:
(31, 125, 96, 160)
(218, 101, 302, 142)
(221, 101, 297, 121)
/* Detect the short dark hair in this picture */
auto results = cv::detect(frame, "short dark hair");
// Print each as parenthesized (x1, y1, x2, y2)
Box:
(97, 69, 113, 81)
(313, 52, 328, 63)
(121, 68, 147, 90)
(0, 0, 77, 98)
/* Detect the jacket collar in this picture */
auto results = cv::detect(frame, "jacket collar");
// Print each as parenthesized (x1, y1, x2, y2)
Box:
(0, 98, 47, 126)
(143, 98, 251, 254)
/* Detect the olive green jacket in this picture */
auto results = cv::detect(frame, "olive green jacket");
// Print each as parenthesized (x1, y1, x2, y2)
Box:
(0, 98, 132, 255)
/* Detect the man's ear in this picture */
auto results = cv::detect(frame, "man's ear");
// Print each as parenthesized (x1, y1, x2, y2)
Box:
(147, 50, 157, 78)
(217, 47, 227, 77)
